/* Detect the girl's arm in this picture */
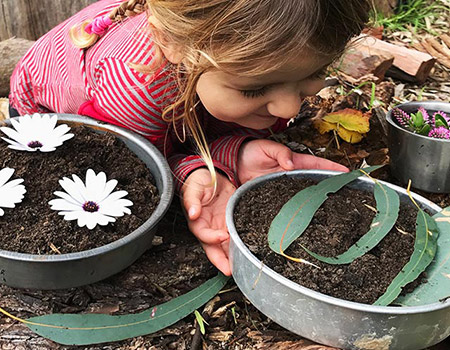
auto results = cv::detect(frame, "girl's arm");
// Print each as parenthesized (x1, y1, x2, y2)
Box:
(88, 58, 240, 195)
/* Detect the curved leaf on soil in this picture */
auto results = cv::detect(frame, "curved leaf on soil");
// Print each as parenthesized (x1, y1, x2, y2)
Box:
(25, 273, 229, 345)
(374, 210, 439, 306)
(302, 179, 400, 264)
(395, 207, 450, 306)
(268, 165, 383, 256)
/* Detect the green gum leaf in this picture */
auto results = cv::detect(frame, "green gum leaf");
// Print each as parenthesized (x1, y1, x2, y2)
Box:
(302, 180, 399, 264)
(26, 274, 229, 345)
(374, 210, 439, 306)
(396, 207, 450, 306)
(268, 165, 383, 254)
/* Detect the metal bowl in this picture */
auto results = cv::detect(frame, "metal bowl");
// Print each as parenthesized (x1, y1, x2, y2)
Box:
(387, 101, 450, 193)
(0, 114, 174, 289)
(226, 170, 450, 350)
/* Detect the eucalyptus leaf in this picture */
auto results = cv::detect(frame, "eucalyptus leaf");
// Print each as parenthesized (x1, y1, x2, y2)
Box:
(26, 274, 229, 345)
(374, 210, 439, 306)
(302, 180, 399, 264)
(268, 165, 383, 254)
(395, 207, 450, 306)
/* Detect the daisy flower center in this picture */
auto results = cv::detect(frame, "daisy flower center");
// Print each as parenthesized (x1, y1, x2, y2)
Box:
(27, 140, 43, 148)
(82, 201, 100, 213)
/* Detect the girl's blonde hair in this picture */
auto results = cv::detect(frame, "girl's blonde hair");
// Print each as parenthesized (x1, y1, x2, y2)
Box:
(71, 0, 370, 189)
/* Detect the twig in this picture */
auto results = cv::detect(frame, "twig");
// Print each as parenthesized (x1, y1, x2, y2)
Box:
(49, 243, 61, 254)
(252, 260, 265, 290)
(332, 129, 341, 150)
(243, 297, 261, 333)
(342, 149, 352, 169)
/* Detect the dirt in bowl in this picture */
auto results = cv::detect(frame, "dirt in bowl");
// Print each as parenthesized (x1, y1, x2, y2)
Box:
(234, 176, 421, 305)
(0, 125, 159, 255)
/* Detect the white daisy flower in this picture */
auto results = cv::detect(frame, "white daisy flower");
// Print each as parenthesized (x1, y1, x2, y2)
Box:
(49, 169, 133, 230)
(0, 168, 26, 216)
(0, 113, 74, 152)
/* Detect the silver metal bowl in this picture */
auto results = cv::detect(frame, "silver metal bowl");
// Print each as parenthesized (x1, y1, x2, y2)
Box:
(0, 114, 174, 289)
(387, 101, 450, 193)
(226, 170, 450, 350)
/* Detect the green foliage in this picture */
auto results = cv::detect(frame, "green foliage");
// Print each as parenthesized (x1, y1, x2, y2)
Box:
(267, 167, 441, 307)
(434, 113, 449, 128)
(396, 207, 450, 306)
(268, 166, 383, 255)
(302, 179, 399, 264)
(344, 81, 384, 110)
(26, 274, 229, 345)
(374, 209, 439, 306)
(370, 0, 450, 34)
(410, 110, 432, 135)
(194, 310, 208, 335)
(231, 306, 237, 324)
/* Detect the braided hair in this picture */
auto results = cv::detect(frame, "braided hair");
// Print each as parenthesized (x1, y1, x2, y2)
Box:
(70, 0, 147, 48)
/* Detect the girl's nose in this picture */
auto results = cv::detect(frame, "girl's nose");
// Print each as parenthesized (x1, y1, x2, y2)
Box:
(266, 88, 303, 120)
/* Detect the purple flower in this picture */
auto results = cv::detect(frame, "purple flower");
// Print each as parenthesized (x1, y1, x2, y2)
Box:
(428, 126, 450, 139)
(392, 108, 411, 127)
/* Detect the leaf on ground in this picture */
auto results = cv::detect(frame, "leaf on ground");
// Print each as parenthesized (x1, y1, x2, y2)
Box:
(314, 119, 336, 134)
(395, 207, 450, 306)
(314, 108, 370, 144)
(302, 179, 399, 264)
(323, 108, 370, 133)
(26, 274, 229, 345)
(336, 127, 365, 143)
(268, 165, 383, 255)
(374, 210, 439, 306)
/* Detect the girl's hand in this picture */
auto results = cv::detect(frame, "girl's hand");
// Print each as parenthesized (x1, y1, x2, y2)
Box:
(237, 139, 348, 184)
(181, 168, 235, 276)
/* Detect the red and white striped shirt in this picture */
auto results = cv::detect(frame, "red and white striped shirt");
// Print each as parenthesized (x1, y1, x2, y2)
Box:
(9, 0, 287, 191)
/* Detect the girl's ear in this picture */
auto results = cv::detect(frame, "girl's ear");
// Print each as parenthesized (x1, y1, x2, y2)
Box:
(148, 15, 184, 64)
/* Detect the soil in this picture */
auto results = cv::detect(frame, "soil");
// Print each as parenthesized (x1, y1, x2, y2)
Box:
(234, 177, 420, 304)
(0, 126, 159, 254)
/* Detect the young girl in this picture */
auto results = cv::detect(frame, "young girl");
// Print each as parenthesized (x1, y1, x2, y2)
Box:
(9, 0, 370, 276)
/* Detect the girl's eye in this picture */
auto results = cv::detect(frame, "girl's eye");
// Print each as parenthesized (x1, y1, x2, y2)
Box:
(239, 86, 268, 98)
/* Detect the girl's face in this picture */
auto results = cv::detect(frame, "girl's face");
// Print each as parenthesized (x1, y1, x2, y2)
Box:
(196, 53, 331, 129)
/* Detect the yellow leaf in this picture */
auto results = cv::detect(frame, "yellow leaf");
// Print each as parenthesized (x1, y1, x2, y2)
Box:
(323, 108, 370, 133)
(313, 119, 336, 134)
(336, 127, 365, 143)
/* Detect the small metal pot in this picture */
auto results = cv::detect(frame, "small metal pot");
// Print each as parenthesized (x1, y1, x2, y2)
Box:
(387, 101, 450, 193)
(226, 170, 450, 350)
(0, 114, 174, 289)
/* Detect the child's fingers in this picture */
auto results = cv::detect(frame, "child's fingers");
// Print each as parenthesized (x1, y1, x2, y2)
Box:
(181, 187, 203, 221)
(264, 142, 294, 170)
(202, 243, 232, 276)
(292, 153, 349, 172)
(189, 221, 229, 245)
(221, 239, 230, 258)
